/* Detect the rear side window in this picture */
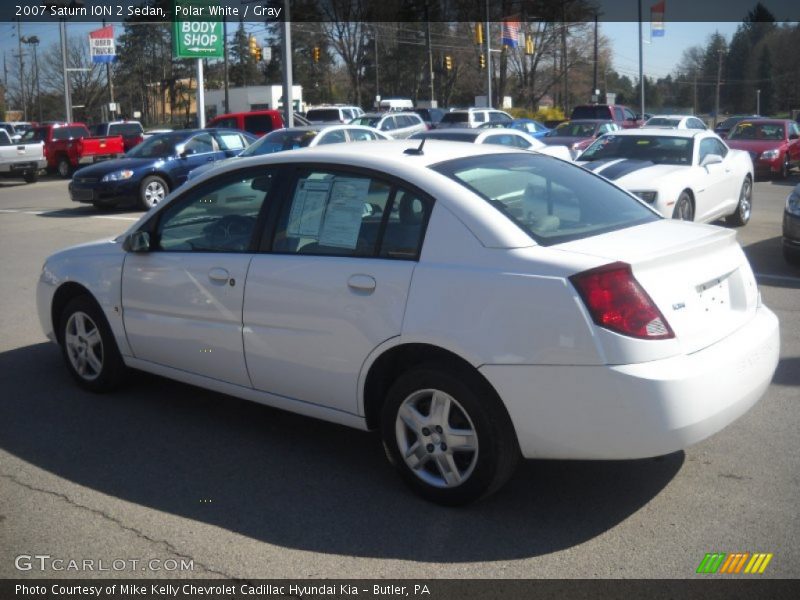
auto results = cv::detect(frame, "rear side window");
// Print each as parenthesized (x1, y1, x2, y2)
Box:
(244, 115, 275, 134)
(108, 123, 144, 136)
(432, 153, 658, 246)
(271, 171, 430, 259)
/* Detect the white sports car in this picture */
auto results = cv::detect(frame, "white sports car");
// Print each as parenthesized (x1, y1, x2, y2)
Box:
(577, 128, 754, 225)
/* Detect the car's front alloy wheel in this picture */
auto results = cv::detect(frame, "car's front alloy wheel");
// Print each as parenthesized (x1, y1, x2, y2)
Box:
(672, 191, 694, 221)
(381, 365, 519, 505)
(726, 177, 752, 227)
(139, 175, 168, 210)
(60, 296, 127, 392)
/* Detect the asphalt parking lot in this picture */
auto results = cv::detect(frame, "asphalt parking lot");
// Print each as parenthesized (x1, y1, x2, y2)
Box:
(0, 173, 798, 579)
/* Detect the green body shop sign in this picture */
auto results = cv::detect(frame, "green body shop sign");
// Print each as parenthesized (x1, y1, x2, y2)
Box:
(173, 1, 224, 59)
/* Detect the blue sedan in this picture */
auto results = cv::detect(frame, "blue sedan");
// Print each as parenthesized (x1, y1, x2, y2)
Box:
(69, 129, 254, 210)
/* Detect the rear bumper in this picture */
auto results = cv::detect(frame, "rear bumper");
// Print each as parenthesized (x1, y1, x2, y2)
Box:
(481, 305, 779, 460)
(0, 159, 46, 173)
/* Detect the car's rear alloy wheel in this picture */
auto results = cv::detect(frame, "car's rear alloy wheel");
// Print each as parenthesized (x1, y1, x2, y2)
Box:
(673, 192, 694, 221)
(381, 365, 519, 505)
(57, 158, 72, 179)
(60, 296, 127, 392)
(726, 177, 752, 227)
(139, 176, 168, 210)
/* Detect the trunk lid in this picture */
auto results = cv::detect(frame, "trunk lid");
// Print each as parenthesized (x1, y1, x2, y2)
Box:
(558, 219, 759, 355)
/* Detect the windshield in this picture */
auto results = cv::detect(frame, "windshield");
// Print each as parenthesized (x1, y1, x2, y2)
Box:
(727, 122, 785, 141)
(548, 122, 597, 137)
(21, 128, 47, 143)
(240, 129, 319, 156)
(432, 153, 658, 245)
(126, 133, 187, 158)
(580, 134, 694, 165)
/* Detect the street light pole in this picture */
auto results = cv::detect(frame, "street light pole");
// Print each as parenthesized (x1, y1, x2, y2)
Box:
(756, 89, 761, 115)
(60, 19, 72, 122)
(22, 36, 42, 123)
(16, 19, 26, 121)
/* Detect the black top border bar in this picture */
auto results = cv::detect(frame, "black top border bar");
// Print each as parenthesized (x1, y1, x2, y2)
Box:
(2, 0, 799, 24)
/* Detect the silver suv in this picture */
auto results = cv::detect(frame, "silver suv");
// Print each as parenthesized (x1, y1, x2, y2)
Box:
(438, 108, 513, 129)
(351, 112, 427, 139)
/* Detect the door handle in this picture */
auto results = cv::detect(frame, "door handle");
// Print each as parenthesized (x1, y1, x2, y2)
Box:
(208, 267, 230, 284)
(347, 274, 376, 293)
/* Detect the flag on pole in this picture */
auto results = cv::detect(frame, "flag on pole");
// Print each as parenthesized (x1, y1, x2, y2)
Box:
(651, 1, 666, 37)
(502, 21, 520, 48)
(89, 25, 116, 63)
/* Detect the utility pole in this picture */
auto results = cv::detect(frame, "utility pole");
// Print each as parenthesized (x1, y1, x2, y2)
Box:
(485, 0, 492, 108)
(223, 18, 229, 114)
(592, 14, 598, 99)
(638, 0, 644, 119)
(60, 19, 72, 122)
(756, 88, 761, 115)
(281, 3, 293, 127)
(101, 20, 115, 120)
(714, 49, 723, 127)
(693, 73, 697, 115)
(561, 3, 568, 114)
(374, 28, 379, 106)
(17, 19, 26, 121)
(426, 13, 434, 104)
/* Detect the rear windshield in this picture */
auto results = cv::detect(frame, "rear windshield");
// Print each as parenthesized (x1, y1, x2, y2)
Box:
(52, 126, 88, 140)
(412, 131, 479, 142)
(431, 153, 658, 246)
(440, 113, 469, 124)
(306, 109, 342, 122)
(108, 123, 143, 136)
(571, 106, 612, 120)
(646, 118, 680, 127)
(727, 122, 785, 141)
(580, 134, 694, 165)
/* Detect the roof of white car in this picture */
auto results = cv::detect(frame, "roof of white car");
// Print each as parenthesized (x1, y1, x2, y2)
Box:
(607, 127, 709, 138)
(212, 139, 518, 172)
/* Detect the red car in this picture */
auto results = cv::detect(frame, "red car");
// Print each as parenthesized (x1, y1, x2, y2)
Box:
(725, 119, 800, 179)
(206, 110, 284, 137)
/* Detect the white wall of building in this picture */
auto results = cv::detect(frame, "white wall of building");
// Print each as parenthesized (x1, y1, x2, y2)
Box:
(205, 86, 303, 116)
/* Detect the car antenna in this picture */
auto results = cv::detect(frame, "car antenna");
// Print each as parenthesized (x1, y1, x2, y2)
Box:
(404, 138, 425, 155)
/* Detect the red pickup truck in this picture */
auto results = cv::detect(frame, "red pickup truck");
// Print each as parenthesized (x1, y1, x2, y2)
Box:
(21, 123, 124, 178)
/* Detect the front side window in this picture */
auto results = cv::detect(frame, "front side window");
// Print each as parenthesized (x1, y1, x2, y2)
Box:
(432, 153, 658, 246)
(155, 171, 273, 252)
(472, 112, 486, 123)
(209, 117, 238, 129)
(272, 170, 430, 259)
(183, 133, 215, 155)
(316, 130, 347, 145)
(381, 117, 397, 131)
(216, 132, 248, 152)
(349, 128, 378, 141)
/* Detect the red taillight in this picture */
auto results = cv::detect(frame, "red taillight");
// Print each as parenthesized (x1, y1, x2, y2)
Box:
(570, 262, 674, 340)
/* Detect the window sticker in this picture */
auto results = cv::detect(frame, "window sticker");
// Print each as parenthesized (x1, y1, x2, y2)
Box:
(287, 179, 332, 237)
(319, 177, 371, 249)
(219, 134, 244, 150)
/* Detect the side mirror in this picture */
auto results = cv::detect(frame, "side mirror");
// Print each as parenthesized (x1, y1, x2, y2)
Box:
(122, 231, 150, 253)
(700, 153, 723, 168)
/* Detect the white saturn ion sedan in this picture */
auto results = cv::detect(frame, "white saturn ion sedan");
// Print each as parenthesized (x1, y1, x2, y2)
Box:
(37, 140, 779, 505)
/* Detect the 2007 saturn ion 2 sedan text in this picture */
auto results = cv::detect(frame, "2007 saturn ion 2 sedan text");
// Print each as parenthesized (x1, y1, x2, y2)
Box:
(37, 141, 779, 505)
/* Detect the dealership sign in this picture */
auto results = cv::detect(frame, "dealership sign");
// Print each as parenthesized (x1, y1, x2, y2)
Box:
(173, 1, 224, 59)
(89, 25, 116, 64)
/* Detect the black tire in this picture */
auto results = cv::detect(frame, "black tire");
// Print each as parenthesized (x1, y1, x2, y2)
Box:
(138, 175, 169, 210)
(672, 191, 694, 221)
(23, 170, 39, 184)
(57, 157, 73, 179)
(726, 176, 752, 227)
(380, 363, 520, 506)
(780, 156, 790, 180)
(59, 296, 127, 392)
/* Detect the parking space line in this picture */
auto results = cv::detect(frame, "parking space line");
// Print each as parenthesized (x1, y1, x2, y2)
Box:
(91, 216, 139, 221)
